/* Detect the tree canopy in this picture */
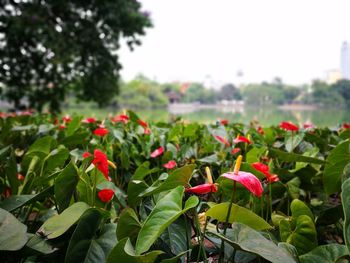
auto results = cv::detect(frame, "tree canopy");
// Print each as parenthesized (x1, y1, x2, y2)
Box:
(0, 0, 151, 112)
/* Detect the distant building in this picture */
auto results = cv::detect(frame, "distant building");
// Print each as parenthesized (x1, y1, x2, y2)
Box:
(341, 41, 350, 80)
(325, 69, 342, 84)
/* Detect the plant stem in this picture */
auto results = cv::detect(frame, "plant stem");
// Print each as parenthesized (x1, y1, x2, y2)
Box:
(194, 210, 207, 263)
(92, 168, 97, 207)
(269, 183, 273, 217)
(184, 215, 191, 262)
(219, 181, 236, 263)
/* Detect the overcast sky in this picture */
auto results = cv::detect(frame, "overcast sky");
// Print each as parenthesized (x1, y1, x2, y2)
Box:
(119, 0, 350, 86)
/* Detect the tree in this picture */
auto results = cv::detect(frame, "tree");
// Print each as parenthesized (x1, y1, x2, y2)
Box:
(309, 80, 345, 107)
(242, 83, 285, 105)
(218, 83, 242, 101)
(332, 79, 350, 107)
(0, 0, 151, 112)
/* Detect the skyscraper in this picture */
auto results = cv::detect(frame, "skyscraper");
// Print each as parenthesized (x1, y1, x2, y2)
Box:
(341, 41, 350, 80)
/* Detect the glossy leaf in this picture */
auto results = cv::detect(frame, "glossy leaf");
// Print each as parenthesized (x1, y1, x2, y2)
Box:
(54, 162, 80, 212)
(280, 215, 317, 255)
(65, 209, 117, 263)
(0, 208, 28, 251)
(107, 238, 163, 263)
(269, 148, 324, 164)
(291, 199, 314, 221)
(117, 208, 141, 244)
(38, 202, 89, 239)
(206, 202, 272, 230)
(324, 141, 350, 195)
(299, 244, 348, 263)
(135, 186, 199, 255)
(341, 177, 350, 254)
(285, 134, 304, 152)
(209, 223, 297, 263)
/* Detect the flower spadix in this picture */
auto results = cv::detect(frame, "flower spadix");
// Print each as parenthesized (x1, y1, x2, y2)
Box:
(221, 155, 263, 197)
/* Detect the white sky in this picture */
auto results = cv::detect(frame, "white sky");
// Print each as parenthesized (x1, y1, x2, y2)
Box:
(119, 0, 350, 86)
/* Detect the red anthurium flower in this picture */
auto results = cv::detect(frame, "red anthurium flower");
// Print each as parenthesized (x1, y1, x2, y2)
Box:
(214, 135, 230, 147)
(233, 135, 252, 144)
(92, 149, 111, 181)
(0, 112, 7, 118)
(221, 155, 263, 197)
(98, 189, 115, 203)
(231, 147, 241, 155)
(303, 122, 314, 129)
(163, 160, 177, 169)
(150, 147, 164, 158)
(343, 123, 350, 129)
(17, 173, 25, 181)
(93, 127, 109, 136)
(186, 167, 218, 195)
(138, 119, 148, 128)
(82, 152, 92, 158)
(143, 127, 151, 135)
(111, 114, 129, 124)
(62, 115, 72, 123)
(220, 119, 229, 126)
(252, 162, 279, 184)
(257, 126, 264, 135)
(58, 124, 66, 130)
(82, 117, 96, 123)
(279, 121, 299, 132)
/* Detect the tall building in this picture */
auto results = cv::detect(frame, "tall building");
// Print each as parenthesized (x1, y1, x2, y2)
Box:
(341, 41, 350, 80)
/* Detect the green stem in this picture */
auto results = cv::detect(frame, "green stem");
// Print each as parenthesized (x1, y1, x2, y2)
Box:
(219, 181, 236, 263)
(92, 168, 97, 207)
(184, 215, 191, 262)
(194, 210, 207, 263)
(269, 183, 273, 218)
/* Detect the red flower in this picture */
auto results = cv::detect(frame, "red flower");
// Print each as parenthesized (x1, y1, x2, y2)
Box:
(17, 173, 24, 181)
(150, 147, 164, 158)
(82, 117, 96, 123)
(92, 149, 111, 181)
(0, 112, 7, 118)
(221, 155, 263, 197)
(257, 126, 264, 135)
(98, 189, 115, 203)
(185, 183, 218, 194)
(220, 119, 229, 126)
(214, 135, 230, 147)
(186, 167, 218, 195)
(62, 115, 72, 123)
(279, 121, 299, 132)
(82, 152, 92, 158)
(111, 114, 129, 124)
(343, 123, 350, 129)
(252, 162, 279, 184)
(163, 160, 177, 169)
(143, 127, 151, 135)
(93, 127, 109, 136)
(58, 124, 66, 130)
(303, 122, 314, 129)
(231, 148, 241, 155)
(233, 135, 251, 144)
(138, 119, 148, 128)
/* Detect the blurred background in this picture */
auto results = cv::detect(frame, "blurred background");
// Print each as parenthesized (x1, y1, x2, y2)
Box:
(1, 0, 350, 126)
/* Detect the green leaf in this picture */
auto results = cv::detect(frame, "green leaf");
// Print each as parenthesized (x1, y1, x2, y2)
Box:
(54, 162, 80, 212)
(135, 186, 198, 254)
(198, 154, 219, 164)
(285, 134, 304, 152)
(287, 177, 301, 199)
(44, 146, 70, 175)
(26, 234, 58, 254)
(66, 116, 82, 136)
(60, 132, 90, 147)
(246, 146, 267, 163)
(139, 164, 195, 197)
(299, 244, 348, 263)
(38, 202, 89, 239)
(107, 238, 163, 263)
(280, 215, 317, 255)
(0, 186, 53, 212)
(0, 208, 28, 251)
(65, 209, 117, 263)
(206, 202, 272, 230)
(341, 177, 350, 254)
(269, 148, 324, 164)
(117, 208, 141, 244)
(291, 199, 314, 221)
(208, 223, 297, 263)
(25, 136, 53, 157)
(324, 141, 350, 195)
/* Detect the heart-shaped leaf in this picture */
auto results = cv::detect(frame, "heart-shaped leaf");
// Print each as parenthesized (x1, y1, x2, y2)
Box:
(299, 244, 348, 263)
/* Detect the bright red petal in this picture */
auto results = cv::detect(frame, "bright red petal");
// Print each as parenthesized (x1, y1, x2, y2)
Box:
(185, 183, 218, 194)
(252, 162, 269, 174)
(214, 135, 230, 147)
(98, 189, 115, 203)
(279, 121, 299, 131)
(163, 160, 177, 169)
(93, 128, 109, 136)
(221, 171, 263, 197)
(233, 135, 251, 144)
(150, 147, 164, 158)
(93, 149, 109, 180)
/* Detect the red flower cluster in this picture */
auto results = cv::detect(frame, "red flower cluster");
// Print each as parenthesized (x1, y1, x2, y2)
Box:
(62, 115, 72, 123)
(252, 162, 279, 184)
(93, 127, 109, 136)
(150, 147, 164, 158)
(83, 149, 111, 181)
(98, 189, 115, 203)
(279, 121, 299, 132)
(214, 135, 230, 147)
(82, 117, 96, 123)
(163, 160, 177, 169)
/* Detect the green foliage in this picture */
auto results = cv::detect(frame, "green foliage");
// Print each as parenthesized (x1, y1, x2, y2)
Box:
(0, 1, 151, 112)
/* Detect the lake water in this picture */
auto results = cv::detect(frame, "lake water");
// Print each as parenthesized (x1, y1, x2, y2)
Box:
(65, 104, 350, 128)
